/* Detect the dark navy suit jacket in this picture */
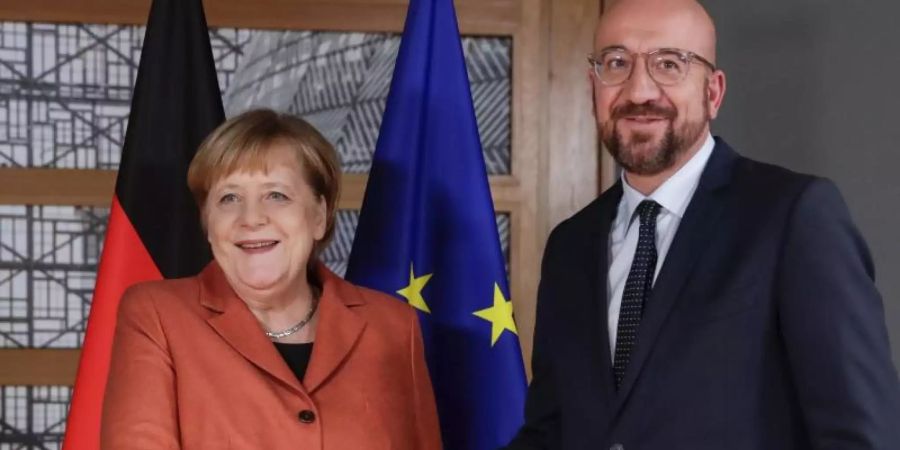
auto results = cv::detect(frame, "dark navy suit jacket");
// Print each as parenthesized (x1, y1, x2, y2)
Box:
(505, 139, 900, 450)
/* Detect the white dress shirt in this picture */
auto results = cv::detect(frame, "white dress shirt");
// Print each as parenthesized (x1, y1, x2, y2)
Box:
(606, 133, 715, 358)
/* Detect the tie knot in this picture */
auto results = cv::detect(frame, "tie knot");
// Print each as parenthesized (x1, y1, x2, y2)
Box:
(636, 200, 661, 225)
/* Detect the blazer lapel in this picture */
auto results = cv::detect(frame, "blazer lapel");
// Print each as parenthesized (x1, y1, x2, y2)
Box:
(199, 262, 306, 397)
(586, 182, 623, 398)
(303, 265, 367, 394)
(613, 139, 737, 412)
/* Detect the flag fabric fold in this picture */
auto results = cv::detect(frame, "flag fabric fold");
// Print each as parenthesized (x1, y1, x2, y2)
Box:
(63, 0, 223, 447)
(345, 0, 527, 448)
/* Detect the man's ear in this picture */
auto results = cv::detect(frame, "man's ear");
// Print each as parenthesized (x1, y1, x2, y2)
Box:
(707, 69, 727, 120)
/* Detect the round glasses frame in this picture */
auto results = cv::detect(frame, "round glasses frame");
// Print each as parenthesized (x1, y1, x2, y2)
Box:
(588, 47, 717, 86)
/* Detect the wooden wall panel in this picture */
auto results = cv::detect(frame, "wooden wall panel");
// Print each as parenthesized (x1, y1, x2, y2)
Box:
(546, 0, 601, 230)
(0, 349, 80, 385)
(0, 0, 518, 35)
(507, 0, 550, 378)
(0, 169, 117, 207)
(598, 0, 618, 191)
(0, 168, 520, 212)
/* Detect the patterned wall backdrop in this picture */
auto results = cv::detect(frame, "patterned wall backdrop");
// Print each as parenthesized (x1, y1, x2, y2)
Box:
(0, 22, 511, 448)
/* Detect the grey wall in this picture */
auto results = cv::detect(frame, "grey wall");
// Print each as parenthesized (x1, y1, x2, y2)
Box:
(702, 0, 900, 367)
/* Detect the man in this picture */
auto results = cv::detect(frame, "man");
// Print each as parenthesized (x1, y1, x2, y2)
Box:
(505, 0, 900, 448)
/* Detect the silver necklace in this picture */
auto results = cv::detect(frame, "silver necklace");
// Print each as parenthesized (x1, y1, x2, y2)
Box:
(265, 296, 319, 340)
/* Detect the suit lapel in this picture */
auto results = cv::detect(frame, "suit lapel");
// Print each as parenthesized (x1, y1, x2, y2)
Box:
(302, 265, 367, 394)
(199, 262, 306, 397)
(613, 139, 737, 412)
(200, 262, 367, 396)
(586, 183, 623, 399)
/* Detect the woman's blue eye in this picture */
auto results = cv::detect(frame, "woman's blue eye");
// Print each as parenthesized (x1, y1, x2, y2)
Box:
(268, 191, 289, 201)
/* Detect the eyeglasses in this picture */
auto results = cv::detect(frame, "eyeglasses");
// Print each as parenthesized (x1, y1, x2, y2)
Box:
(588, 48, 717, 86)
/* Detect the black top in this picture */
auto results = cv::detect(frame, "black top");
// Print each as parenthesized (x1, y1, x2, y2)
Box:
(273, 342, 314, 383)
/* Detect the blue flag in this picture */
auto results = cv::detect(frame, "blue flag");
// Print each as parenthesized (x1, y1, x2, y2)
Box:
(345, 0, 527, 447)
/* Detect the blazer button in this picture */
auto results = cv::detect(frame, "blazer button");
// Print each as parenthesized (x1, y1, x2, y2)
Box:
(610, 444, 624, 450)
(298, 410, 316, 424)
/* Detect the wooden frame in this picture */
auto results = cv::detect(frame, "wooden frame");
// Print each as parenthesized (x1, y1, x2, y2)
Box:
(0, 169, 522, 212)
(0, 0, 520, 35)
(0, 0, 605, 385)
(0, 349, 80, 385)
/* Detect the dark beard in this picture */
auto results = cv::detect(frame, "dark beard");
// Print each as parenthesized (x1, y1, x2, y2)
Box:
(602, 93, 709, 176)
(605, 118, 703, 176)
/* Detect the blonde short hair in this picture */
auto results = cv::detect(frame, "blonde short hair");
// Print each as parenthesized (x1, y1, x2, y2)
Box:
(187, 109, 341, 252)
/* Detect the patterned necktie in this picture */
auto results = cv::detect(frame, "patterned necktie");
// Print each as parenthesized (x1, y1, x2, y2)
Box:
(613, 200, 661, 389)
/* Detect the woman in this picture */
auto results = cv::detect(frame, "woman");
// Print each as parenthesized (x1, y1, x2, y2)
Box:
(101, 109, 442, 449)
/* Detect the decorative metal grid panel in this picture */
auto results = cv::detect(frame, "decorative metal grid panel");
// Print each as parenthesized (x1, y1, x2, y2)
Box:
(0, 25, 512, 173)
(0, 386, 69, 450)
(0, 205, 104, 349)
(0, 23, 253, 169)
(0, 21, 512, 448)
(223, 31, 511, 174)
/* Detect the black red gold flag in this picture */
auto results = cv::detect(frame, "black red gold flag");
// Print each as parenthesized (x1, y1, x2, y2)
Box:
(63, 0, 224, 447)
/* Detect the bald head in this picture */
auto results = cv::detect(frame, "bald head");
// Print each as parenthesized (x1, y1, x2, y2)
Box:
(591, 0, 727, 192)
(597, 0, 717, 65)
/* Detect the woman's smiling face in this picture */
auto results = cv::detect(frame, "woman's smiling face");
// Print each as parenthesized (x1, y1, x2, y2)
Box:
(204, 143, 326, 299)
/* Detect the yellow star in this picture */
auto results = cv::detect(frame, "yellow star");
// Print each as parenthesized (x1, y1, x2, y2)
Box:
(473, 283, 518, 347)
(396, 264, 433, 313)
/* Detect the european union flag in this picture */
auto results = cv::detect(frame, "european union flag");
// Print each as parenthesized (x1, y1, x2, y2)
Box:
(345, 0, 527, 448)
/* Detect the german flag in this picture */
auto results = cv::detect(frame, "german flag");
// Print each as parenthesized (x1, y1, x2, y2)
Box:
(63, 0, 224, 447)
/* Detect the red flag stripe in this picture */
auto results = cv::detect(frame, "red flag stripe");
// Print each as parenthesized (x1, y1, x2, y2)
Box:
(63, 196, 162, 450)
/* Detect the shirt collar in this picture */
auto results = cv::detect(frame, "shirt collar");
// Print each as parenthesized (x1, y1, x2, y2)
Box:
(617, 132, 715, 225)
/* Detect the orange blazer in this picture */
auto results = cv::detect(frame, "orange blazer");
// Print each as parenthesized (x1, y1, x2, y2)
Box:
(101, 261, 442, 450)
